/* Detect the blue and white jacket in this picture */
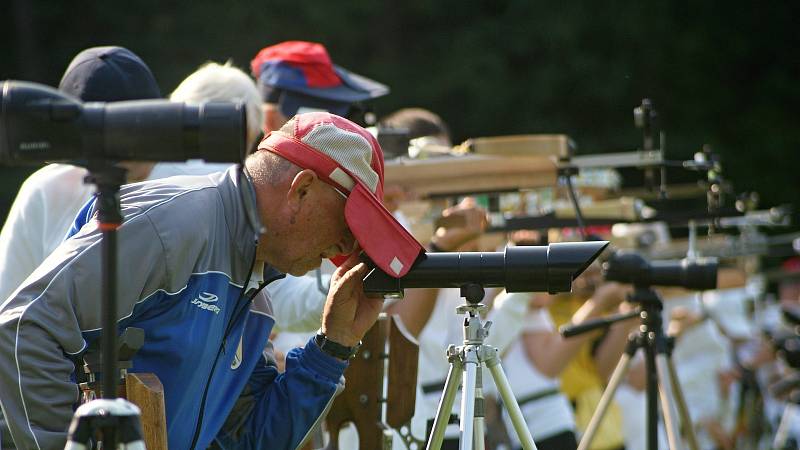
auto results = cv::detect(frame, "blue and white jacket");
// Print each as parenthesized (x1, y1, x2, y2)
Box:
(0, 168, 346, 450)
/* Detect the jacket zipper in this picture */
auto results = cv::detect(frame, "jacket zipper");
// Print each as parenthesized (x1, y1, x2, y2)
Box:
(188, 251, 256, 450)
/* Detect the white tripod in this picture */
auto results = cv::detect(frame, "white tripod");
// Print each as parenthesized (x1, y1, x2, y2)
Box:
(425, 284, 539, 450)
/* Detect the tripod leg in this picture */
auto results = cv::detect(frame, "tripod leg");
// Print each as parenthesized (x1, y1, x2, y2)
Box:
(577, 340, 636, 450)
(459, 347, 479, 450)
(773, 403, 797, 450)
(473, 368, 485, 450)
(655, 354, 683, 450)
(486, 357, 538, 450)
(665, 355, 700, 450)
(426, 348, 464, 450)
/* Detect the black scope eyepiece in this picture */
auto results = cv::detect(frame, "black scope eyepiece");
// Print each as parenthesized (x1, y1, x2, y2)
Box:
(1, 80, 246, 165)
(363, 241, 609, 297)
(603, 251, 717, 290)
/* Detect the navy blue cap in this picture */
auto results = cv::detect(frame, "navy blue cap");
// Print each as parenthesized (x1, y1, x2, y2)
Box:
(58, 46, 161, 102)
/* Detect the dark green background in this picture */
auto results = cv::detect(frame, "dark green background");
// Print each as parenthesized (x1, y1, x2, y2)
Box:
(2, 0, 798, 226)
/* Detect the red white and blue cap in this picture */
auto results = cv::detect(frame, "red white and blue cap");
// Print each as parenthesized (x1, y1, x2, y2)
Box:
(257, 112, 423, 277)
(250, 41, 389, 118)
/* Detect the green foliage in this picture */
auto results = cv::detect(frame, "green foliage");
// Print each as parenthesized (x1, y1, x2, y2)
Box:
(1, 0, 798, 220)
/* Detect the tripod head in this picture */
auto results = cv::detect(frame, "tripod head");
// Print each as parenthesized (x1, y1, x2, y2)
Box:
(459, 283, 486, 305)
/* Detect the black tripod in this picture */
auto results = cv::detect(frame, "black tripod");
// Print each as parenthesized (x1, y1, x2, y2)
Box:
(561, 287, 700, 450)
(64, 165, 145, 450)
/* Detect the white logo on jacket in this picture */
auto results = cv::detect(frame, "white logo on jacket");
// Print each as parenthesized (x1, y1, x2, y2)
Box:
(231, 335, 244, 370)
(191, 291, 221, 314)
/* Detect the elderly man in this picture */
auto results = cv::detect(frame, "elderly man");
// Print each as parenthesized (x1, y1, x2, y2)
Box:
(0, 112, 424, 449)
(248, 41, 392, 335)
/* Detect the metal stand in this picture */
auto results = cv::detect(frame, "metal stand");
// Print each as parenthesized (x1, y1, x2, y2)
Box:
(66, 164, 143, 449)
(563, 287, 700, 450)
(426, 284, 539, 450)
(65, 399, 145, 450)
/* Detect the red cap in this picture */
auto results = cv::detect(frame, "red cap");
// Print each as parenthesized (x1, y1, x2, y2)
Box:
(257, 112, 424, 277)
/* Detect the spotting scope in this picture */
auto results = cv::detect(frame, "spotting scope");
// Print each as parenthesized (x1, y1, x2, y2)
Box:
(363, 241, 609, 297)
(603, 251, 717, 290)
(0, 80, 246, 165)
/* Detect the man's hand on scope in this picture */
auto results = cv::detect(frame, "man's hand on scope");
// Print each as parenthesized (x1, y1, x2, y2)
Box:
(430, 197, 489, 251)
(321, 252, 384, 348)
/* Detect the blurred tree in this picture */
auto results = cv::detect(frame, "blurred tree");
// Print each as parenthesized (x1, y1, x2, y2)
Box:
(0, 0, 797, 222)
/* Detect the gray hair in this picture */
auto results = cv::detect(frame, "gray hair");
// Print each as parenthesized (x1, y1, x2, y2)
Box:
(170, 61, 263, 147)
(246, 150, 300, 187)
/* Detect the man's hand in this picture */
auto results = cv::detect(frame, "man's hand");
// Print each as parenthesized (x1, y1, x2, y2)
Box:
(321, 253, 383, 347)
(590, 281, 632, 312)
(431, 197, 488, 251)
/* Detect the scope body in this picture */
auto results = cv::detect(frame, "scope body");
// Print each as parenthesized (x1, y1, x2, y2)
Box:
(363, 241, 608, 297)
(603, 251, 717, 290)
(1, 80, 246, 165)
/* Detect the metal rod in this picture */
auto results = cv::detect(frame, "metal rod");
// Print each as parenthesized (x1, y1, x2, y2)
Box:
(459, 348, 478, 450)
(577, 346, 635, 450)
(564, 174, 586, 239)
(487, 361, 538, 450)
(666, 355, 700, 450)
(656, 354, 683, 450)
(645, 336, 659, 450)
(426, 356, 463, 450)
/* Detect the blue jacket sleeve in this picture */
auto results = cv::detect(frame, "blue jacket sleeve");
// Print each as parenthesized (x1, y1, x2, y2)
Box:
(214, 336, 347, 449)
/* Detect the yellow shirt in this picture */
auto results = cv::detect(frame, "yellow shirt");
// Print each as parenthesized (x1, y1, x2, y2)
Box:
(548, 294, 625, 450)
(548, 294, 604, 400)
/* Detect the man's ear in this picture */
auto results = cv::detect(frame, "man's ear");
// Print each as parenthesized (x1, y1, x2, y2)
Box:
(286, 169, 318, 211)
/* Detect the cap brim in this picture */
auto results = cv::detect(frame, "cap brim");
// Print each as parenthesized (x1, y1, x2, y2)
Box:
(264, 65, 389, 104)
(332, 184, 423, 278)
(276, 90, 351, 118)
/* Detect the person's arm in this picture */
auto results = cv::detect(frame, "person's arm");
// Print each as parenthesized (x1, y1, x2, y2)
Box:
(524, 282, 631, 378)
(214, 336, 347, 449)
(384, 198, 488, 337)
(0, 213, 167, 450)
(216, 254, 383, 449)
(524, 326, 591, 378)
(593, 304, 639, 381)
(267, 272, 329, 333)
(484, 291, 533, 354)
(0, 173, 49, 301)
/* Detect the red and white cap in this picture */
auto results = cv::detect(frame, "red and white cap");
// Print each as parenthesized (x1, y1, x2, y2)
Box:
(257, 112, 424, 277)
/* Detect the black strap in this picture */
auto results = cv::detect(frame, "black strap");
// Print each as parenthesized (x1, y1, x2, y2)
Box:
(421, 380, 447, 394)
(515, 388, 560, 407)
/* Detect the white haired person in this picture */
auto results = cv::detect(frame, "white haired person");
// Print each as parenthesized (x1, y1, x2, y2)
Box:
(146, 61, 264, 179)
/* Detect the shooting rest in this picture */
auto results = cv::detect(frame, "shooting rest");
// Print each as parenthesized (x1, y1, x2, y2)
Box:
(79, 327, 167, 450)
(78, 372, 168, 450)
(325, 314, 420, 450)
(124, 373, 168, 450)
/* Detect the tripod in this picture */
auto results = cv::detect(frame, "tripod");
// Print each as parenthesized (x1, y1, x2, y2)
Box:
(562, 287, 700, 450)
(426, 284, 539, 450)
(65, 164, 145, 449)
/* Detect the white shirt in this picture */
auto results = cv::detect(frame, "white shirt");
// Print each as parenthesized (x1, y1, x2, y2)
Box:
(501, 308, 576, 444)
(0, 164, 95, 302)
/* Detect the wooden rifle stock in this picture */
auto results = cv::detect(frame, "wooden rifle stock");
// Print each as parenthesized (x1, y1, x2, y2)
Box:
(124, 373, 168, 450)
(79, 373, 167, 450)
(325, 315, 419, 450)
